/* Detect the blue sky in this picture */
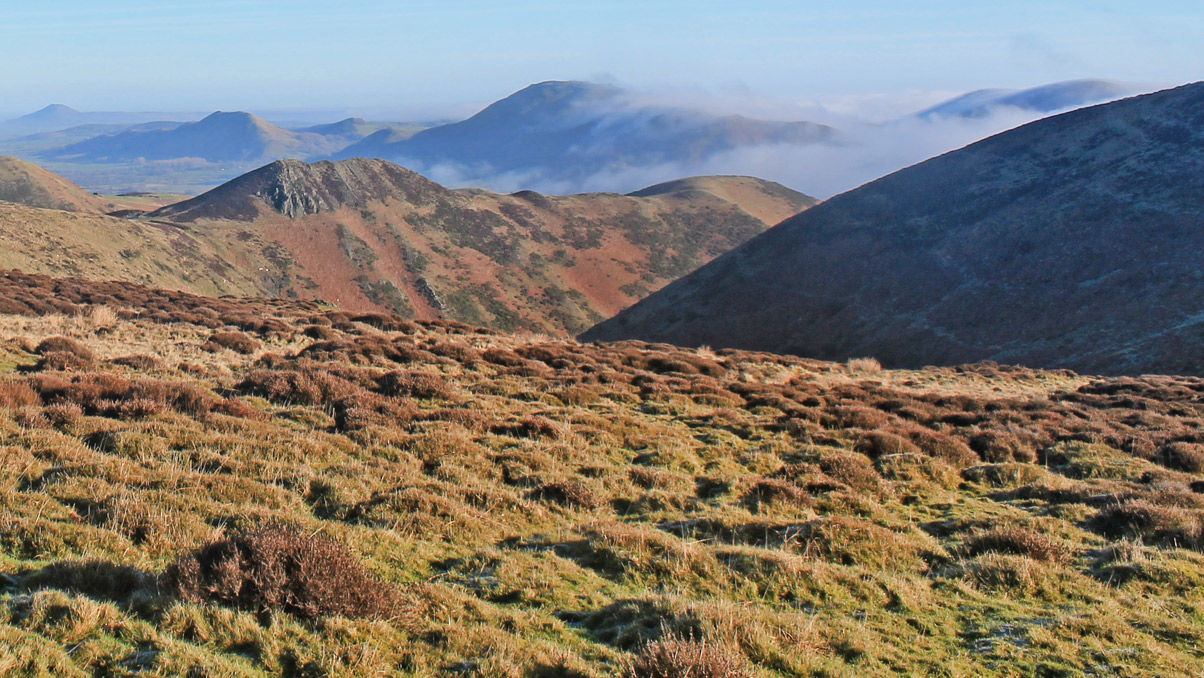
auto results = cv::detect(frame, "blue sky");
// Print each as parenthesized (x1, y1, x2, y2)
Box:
(0, 1, 1200, 117)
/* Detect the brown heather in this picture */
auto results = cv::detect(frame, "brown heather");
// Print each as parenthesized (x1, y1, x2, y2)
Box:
(623, 631, 751, 678)
(0, 270, 1200, 675)
(164, 523, 405, 620)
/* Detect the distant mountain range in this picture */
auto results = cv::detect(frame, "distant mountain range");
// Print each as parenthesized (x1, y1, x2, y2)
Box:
(0, 156, 811, 333)
(0, 78, 1162, 196)
(335, 80, 836, 186)
(916, 79, 1145, 119)
(584, 82, 1204, 376)
(45, 111, 362, 163)
(0, 104, 202, 136)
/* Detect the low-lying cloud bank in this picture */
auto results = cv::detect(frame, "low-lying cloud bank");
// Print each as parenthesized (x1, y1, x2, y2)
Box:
(405, 101, 1137, 200)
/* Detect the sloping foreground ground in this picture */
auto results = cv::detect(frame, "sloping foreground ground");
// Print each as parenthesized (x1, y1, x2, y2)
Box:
(0, 270, 1202, 675)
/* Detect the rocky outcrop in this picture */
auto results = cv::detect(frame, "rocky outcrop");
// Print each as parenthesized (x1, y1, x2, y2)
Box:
(151, 159, 451, 221)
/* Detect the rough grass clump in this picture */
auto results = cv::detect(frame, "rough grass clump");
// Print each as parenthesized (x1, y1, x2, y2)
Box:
(1161, 442, 1204, 473)
(164, 523, 405, 619)
(961, 527, 1072, 563)
(202, 331, 260, 355)
(34, 336, 94, 361)
(0, 381, 40, 408)
(530, 481, 602, 509)
(623, 631, 751, 678)
(376, 369, 453, 400)
(1093, 500, 1203, 549)
(743, 478, 811, 513)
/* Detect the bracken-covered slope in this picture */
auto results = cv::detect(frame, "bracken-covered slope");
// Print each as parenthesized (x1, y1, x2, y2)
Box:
(1, 271, 1204, 675)
(149, 158, 816, 333)
(585, 82, 1204, 376)
(0, 156, 114, 213)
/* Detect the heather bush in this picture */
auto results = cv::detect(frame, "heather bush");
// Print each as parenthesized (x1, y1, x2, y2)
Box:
(203, 331, 260, 354)
(376, 369, 452, 399)
(1093, 500, 1203, 549)
(623, 631, 750, 678)
(960, 527, 1071, 563)
(1162, 442, 1204, 473)
(164, 523, 405, 619)
(34, 336, 94, 361)
(529, 481, 602, 509)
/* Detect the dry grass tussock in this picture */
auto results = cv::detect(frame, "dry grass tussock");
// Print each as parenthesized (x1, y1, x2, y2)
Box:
(0, 270, 1199, 675)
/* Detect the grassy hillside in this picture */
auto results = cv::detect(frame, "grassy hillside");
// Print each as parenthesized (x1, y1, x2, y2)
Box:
(0, 203, 274, 297)
(0, 157, 114, 214)
(0, 158, 811, 336)
(0, 271, 1202, 675)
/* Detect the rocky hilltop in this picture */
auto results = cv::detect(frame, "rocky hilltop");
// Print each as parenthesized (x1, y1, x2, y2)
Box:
(151, 158, 449, 220)
(585, 83, 1204, 375)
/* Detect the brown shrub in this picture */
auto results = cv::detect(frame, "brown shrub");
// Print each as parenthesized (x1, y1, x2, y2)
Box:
(493, 415, 568, 440)
(34, 351, 94, 371)
(164, 523, 405, 619)
(110, 354, 164, 371)
(237, 369, 360, 406)
(826, 405, 892, 430)
(376, 370, 452, 400)
(1162, 442, 1204, 473)
(960, 527, 1071, 563)
(204, 331, 260, 355)
(743, 479, 811, 512)
(34, 336, 94, 361)
(969, 429, 1037, 464)
(628, 467, 678, 490)
(817, 453, 884, 495)
(529, 481, 601, 509)
(421, 407, 491, 431)
(302, 324, 339, 340)
(350, 312, 417, 333)
(0, 381, 39, 408)
(855, 431, 921, 458)
(908, 428, 980, 468)
(479, 347, 525, 367)
(1093, 500, 1203, 549)
(27, 372, 219, 418)
(623, 632, 750, 678)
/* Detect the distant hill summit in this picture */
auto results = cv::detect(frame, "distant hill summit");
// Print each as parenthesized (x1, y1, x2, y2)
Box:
(918, 79, 1144, 119)
(47, 111, 348, 163)
(10, 104, 82, 126)
(0, 156, 113, 213)
(584, 82, 1204, 376)
(151, 158, 448, 221)
(336, 80, 835, 187)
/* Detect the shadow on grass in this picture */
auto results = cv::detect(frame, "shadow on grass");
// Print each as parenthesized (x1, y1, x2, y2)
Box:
(10, 559, 162, 613)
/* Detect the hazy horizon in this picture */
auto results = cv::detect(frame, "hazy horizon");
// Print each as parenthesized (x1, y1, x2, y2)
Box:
(1, 1, 1200, 120)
